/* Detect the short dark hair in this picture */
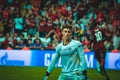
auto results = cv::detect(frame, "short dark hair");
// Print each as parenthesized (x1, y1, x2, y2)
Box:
(62, 25, 73, 31)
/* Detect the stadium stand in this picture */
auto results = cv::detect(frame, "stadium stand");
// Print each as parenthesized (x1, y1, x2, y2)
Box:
(0, 0, 120, 52)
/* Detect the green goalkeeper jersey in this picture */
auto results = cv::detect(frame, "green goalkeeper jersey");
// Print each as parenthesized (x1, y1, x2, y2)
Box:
(47, 39, 87, 74)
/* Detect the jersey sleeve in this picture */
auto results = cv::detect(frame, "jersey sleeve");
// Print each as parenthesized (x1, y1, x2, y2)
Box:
(47, 46, 60, 73)
(76, 42, 87, 71)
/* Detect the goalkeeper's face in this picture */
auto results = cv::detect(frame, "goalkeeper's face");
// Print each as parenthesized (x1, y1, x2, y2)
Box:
(62, 28, 72, 40)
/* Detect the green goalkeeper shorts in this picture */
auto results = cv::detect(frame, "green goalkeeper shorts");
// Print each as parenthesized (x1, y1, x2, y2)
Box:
(58, 72, 84, 80)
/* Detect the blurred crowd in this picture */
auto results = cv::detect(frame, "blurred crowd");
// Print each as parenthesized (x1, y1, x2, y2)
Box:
(0, 0, 120, 52)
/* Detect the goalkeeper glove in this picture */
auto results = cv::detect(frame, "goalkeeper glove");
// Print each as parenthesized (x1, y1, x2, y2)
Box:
(43, 71, 50, 80)
(83, 75, 89, 80)
(43, 76, 48, 80)
(83, 70, 89, 80)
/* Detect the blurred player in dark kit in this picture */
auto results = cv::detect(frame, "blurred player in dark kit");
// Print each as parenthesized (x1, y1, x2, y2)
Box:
(89, 22, 110, 80)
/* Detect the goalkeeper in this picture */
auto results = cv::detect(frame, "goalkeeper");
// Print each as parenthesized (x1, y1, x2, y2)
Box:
(43, 25, 89, 80)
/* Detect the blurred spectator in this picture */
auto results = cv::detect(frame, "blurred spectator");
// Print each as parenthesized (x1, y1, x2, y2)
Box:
(23, 8, 33, 19)
(32, 34, 40, 43)
(19, 33, 28, 45)
(60, 2, 68, 17)
(0, 32, 5, 48)
(111, 14, 120, 28)
(76, 25, 85, 41)
(38, 16, 47, 37)
(80, 15, 89, 27)
(15, 39, 25, 49)
(23, 1, 33, 10)
(51, 34, 59, 49)
(2, 7, 9, 21)
(46, 41, 54, 50)
(74, 1, 88, 19)
(82, 36, 91, 50)
(53, 24, 62, 41)
(48, 5, 58, 21)
(96, 9, 104, 23)
(7, 4, 15, 18)
(87, 9, 97, 22)
(46, 18, 54, 33)
(113, 24, 120, 50)
(26, 13, 37, 37)
(33, 38, 44, 50)
(12, 32, 21, 43)
(102, 22, 113, 51)
(27, 39, 34, 49)
(1, 33, 12, 48)
(3, 18, 14, 35)
(40, 33, 51, 48)
(73, 35, 80, 41)
(98, 0, 109, 10)
(14, 13, 24, 36)
(14, 0, 21, 8)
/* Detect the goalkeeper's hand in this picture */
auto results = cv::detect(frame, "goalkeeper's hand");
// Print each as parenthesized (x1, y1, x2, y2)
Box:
(83, 70, 89, 80)
(43, 76, 48, 80)
(43, 71, 50, 80)
(83, 75, 89, 80)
